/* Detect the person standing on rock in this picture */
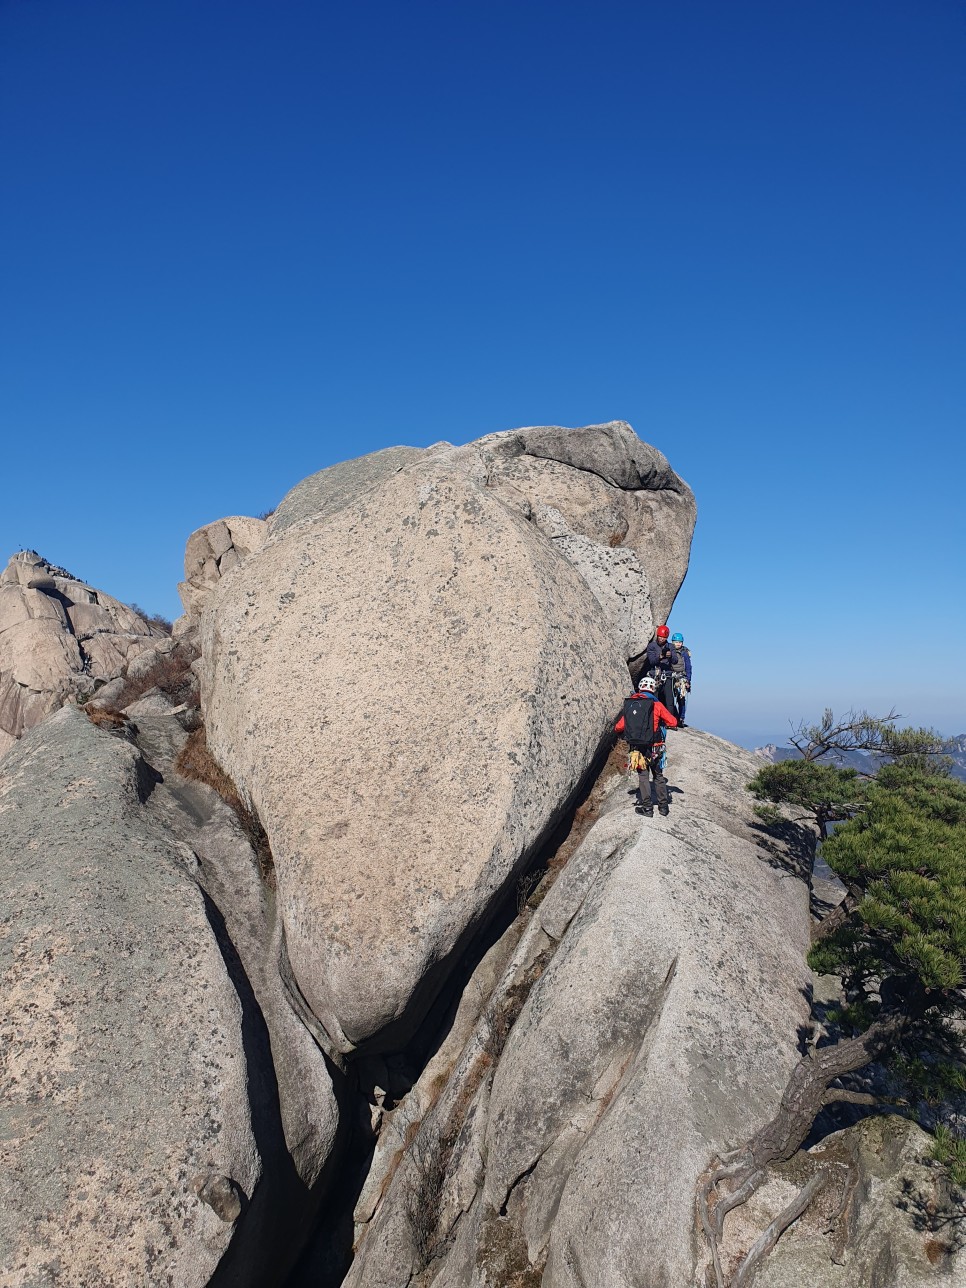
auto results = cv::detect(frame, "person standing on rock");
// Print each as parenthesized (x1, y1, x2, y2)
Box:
(670, 632, 692, 727)
(644, 624, 679, 714)
(615, 675, 678, 816)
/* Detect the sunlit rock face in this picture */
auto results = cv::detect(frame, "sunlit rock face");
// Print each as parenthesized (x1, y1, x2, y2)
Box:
(175, 515, 268, 632)
(199, 422, 696, 1056)
(0, 550, 168, 757)
(0, 708, 262, 1287)
(342, 729, 813, 1288)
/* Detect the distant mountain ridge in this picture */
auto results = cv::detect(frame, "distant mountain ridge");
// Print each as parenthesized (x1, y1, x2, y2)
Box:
(754, 734, 966, 782)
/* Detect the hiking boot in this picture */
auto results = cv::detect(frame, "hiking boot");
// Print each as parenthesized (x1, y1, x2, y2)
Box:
(658, 804, 670, 816)
(635, 804, 653, 817)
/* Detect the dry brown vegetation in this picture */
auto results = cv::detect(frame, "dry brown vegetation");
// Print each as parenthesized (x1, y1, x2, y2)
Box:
(84, 705, 133, 734)
(129, 603, 174, 635)
(407, 1133, 455, 1266)
(110, 644, 200, 711)
(480, 949, 549, 1062)
(175, 726, 275, 883)
(526, 741, 626, 910)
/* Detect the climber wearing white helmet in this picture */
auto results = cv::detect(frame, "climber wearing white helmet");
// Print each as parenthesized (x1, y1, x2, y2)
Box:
(613, 674, 678, 817)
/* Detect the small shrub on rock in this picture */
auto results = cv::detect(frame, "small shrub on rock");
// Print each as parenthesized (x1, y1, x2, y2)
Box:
(930, 1125, 966, 1187)
(129, 603, 174, 635)
(112, 645, 199, 712)
(84, 706, 134, 737)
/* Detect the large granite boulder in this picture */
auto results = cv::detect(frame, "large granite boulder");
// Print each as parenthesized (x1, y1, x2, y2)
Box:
(202, 456, 629, 1055)
(199, 424, 694, 1057)
(343, 729, 813, 1287)
(0, 707, 265, 1286)
(0, 551, 167, 756)
(262, 422, 696, 657)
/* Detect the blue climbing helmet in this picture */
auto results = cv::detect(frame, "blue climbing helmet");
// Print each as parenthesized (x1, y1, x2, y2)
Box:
(671, 632, 684, 644)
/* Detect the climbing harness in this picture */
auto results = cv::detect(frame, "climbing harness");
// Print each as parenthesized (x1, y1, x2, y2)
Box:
(628, 745, 667, 774)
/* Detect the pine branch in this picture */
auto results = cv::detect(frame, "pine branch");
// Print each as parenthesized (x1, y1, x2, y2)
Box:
(821, 1089, 881, 1108)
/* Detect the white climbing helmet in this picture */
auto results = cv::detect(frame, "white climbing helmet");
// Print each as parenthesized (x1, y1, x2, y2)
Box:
(638, 676, 658, 693)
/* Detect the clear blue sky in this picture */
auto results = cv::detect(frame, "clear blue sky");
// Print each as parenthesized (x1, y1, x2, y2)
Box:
(2, 0, 964, 747)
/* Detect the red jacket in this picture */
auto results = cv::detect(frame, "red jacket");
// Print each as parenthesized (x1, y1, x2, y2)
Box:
(614, 696, 678, 739)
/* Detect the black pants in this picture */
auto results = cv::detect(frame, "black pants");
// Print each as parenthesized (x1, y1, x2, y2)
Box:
(636, 752, 669, 809)
(653, 670, 675, 714)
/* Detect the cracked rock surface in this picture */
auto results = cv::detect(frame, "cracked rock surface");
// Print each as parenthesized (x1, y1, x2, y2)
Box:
(0, 708, 261, 1287)
(0, 550, 168, 756)
(176, 516, 269, 631)
(343, 729, 813, 1287)
(199, 423, 694, 1061)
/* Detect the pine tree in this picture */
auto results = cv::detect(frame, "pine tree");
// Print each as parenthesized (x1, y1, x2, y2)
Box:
(698, 714, 966, 1287)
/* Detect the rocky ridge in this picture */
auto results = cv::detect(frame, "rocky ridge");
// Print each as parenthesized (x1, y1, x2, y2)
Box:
(0, 549, 170, 757)
(1, 422, 961, 1288)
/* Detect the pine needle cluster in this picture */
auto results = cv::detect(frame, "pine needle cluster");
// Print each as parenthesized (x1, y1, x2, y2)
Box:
(748, 713, 966, 1189)
(815, 766, 966, 992)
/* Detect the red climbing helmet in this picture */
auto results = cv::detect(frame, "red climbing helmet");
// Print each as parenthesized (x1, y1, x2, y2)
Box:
(656, 625, 670, 640)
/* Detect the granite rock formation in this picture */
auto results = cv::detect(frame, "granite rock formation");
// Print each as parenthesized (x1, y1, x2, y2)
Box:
(0, 550, 168, 757)
(6, 421, 955, 1288)
(200, 423, 695, 1057)
(343, 730, 814, 1287)
(0, 701, 340, 1286)
(176, 516, 269, 631)
(0, 708, 262, 1286)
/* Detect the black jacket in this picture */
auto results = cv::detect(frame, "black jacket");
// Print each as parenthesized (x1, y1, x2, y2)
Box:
(645, 639, 679, 672)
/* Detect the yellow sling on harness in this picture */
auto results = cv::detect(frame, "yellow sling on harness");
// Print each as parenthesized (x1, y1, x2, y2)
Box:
(629, 749, 649, 772)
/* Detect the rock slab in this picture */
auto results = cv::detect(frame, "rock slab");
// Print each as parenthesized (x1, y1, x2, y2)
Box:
(200, 423, 694, 1058)
(0, 707, 261, 1287)
(202, 456, 631, 1053)
(344, 729, 814, 1288)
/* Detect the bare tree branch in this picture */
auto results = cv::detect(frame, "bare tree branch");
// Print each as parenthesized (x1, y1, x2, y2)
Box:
(789, 708, 903, 762)
(821, 1089, 881, 1108)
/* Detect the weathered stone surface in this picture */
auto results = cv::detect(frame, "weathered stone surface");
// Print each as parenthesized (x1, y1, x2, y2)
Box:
(0, 707, 261, 1287)
(749, 1116, 966, 1287)
(435, 421, 695, 651)
(515, 421, 679, 491)
(202, 455, 631, 1054)
(178, 516, 268, 623)
(201, 423, 694, 1058)
(131, 708, 342, 1198)
(0, 551, 166, 751)
(269, 444, 428, 534)
(528, 733, 811, 1287)
(0, 617, 82, 693)
(345, 729, 813, 1287)
(85, 675, 127, 712)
